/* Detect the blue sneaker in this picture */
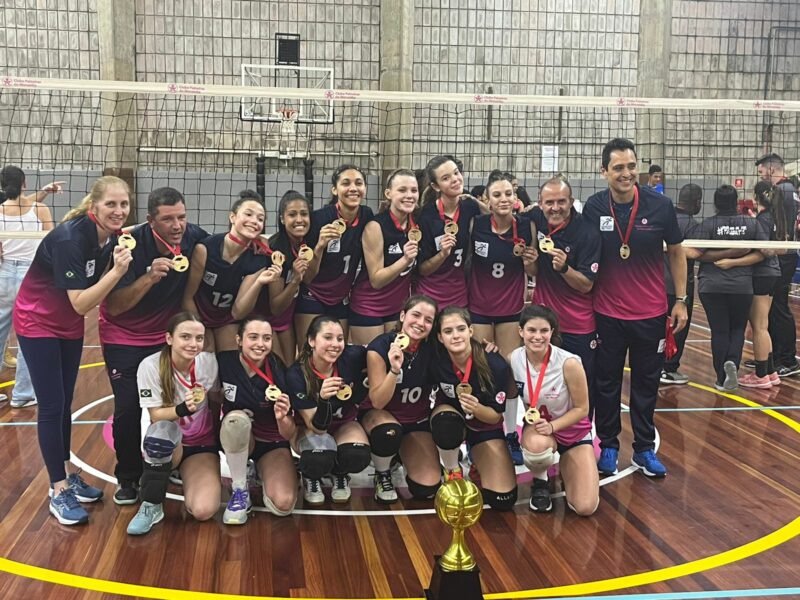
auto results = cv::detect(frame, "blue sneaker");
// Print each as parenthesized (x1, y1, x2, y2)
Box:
(632, 450, 667, 478)
(505, 432, 523, 466)
(223, 487, 252, 525)
(597, 447, 619, 475)
(49, 488, 89, 525)
(127, 501, 164, 535)
(49, 471, 104, 503)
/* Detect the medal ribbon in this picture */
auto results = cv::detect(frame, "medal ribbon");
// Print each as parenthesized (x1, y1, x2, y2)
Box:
(437, 198, 461, 229)
(310, 358, 339, 381)
(388, 209, 416, 234)
(452, 354, 473, 385)
(150, 226, 182, 257)
(87, 210, 122, 236)
(525, 347, 551, 410)
(228, 231, 270, 255)
(336, 203, 360, 228)
(242, 355, 275, 386)
(608, 185, 639, 250)
(172, 359, 197, 390)
(547, 218, 569, 239)
(490, 215, 522, 245)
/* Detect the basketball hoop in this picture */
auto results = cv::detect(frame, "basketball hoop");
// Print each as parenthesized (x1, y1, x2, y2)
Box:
(278, 107, 299, 121)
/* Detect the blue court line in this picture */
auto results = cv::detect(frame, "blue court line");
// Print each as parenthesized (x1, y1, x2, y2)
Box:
(549, 588, 800, 600)
(0, 420, 106, 427)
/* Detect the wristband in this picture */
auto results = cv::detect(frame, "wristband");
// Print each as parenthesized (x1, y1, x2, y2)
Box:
(311, 399, 333, 431)
(549, 422, 555, 435)
(389, 368, 401, 376)
(175, 402, 191, 418)
(559, 261, 569, 274)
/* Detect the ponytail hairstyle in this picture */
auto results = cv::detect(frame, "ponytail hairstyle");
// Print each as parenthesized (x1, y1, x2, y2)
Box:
(380, 167, 417, 213)
(159, 311, 205, 407)
(328, 164, 366, 205)
(435, 306, 493, 394)
(485, 169, 513, 193)
(754, 180, 789, 242)
(269, 189, 311, 250)
(421, 154, 464, 207)
(297, 315, 343, 400)
(62, 175, 131, 223)
(228, 189, 265, 231)
(519, 304, 563, 348)
(393, 294, 438, 333)
(0, 166, 25, 201)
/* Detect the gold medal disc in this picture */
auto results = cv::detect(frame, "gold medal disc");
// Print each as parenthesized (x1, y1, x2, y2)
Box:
(297, 244, 314, 262)
(271, 250, 286, 267)
(524, 407, 541, 425)
(619, 244, 631, 260)
(172, 254, 189, 272)
(538, 237, 555, 253)
(455, 382, 472, 397)
(444, 221, 459, 236)
(332, 218, 347, 235)
(265, 384, 282, 402)
(118, 233, 137, 250)
(336, 384, 353, 401)
(513, 242, 526, 257)
(394, 332, 410, 350)
(192, 385, 205, 404)
(408, 227, 422, 243)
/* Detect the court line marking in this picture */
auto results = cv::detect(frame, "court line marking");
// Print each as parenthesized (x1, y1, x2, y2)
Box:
(0, 360, 105, 390)
(532, 588, 800, 600)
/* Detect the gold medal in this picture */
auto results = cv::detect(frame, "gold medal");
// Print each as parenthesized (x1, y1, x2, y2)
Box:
(172, 254, 189, 272)
(538, 237, 555, 253)
(192, 385, 205, 404)
(513, 242, 526, 257)
(408, 227, 422, 243)
(271, 250, 286, 267)
(336, 384, 353, 401)
(265, 384, 282, 402)
(455, 382, 472, 397)
(619, 244, 631, 260)
(394, 332, 410, 350)
(297, 244, 314, 262)
(118, 233, 136, 250)
(444, 221, 459, 236)
(332, 218, 347, 235)
(524, 407, 541, 425)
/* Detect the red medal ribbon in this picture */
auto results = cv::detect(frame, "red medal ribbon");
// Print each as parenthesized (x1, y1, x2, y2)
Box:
(242, 355, 275, 386)
(525, 347, 551, 410)
(608, 185, 639, 250)
(490, 215, 523, 246)
(388, 209, 416, 234)
(150, 226, 182, 257)
(437, 198, 461, 228)
(288, 239, 305, 258)
(310, 358, 339, 381)
(335, 203, 360, 228)
(172, 359, 197, 390)
(547, 218, 569, 238)
(452, 354, 473, 385)
(227, 231, 270, 255)
(87, 210, 122, 236)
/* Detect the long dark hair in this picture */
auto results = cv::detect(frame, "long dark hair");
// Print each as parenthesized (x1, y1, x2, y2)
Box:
(268, 190, 311, 252)
(435, 306, 493, 394)
(421, 154, 464, 207)
(393, 294, 438, 333)
(159, 311, 205, 407)
(297, 315, 343, 400)
(0, 166, 25, 201)
(519, 304, 563, 348)
(754, 180, 789, 242)
(328, 164, 366, 205)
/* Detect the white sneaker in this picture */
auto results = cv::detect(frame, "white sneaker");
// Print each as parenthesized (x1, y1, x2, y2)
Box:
(331, 474, 351, 503)
(373, 470, 398, 504)
(222, 487, 252, 525)
(303, 477, 325, 505)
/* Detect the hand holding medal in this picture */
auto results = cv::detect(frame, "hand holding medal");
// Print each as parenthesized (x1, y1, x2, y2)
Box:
(242, 355, 283, 407)
(453, 356, 476, 420)
(118, 232, 137, 250)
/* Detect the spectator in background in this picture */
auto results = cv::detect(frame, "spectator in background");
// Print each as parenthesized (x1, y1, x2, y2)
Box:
(647, 165, 665, 194)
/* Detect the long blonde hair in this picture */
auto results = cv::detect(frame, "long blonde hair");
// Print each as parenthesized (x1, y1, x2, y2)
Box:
(61, 176, 132, 223)
(159, 311, 204, 407)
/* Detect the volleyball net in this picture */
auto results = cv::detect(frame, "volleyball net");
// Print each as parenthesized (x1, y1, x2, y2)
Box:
(1, 75, 799, 240)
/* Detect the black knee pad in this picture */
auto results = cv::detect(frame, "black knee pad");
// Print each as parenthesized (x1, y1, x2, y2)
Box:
(430, 411, 466, 450)
(406, 475, 441, 500)
(368, 423, 403, 457)
(482, 486, 518, 512)
(334, 442, 371, 475)
(140, 462, 172, 504)
(298, 449, 337, 480)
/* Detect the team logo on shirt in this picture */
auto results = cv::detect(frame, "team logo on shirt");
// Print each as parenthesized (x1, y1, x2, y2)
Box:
(590, 339, 598, 349)
(85, 259, 95, 278)
(440, 382, 455, 398)
(641, 218, 648, 225)
(222, 382, 237, 402)
(139, 389, 152, 398)
(327, 238, 341, 253)
(434, 234, 444, 251)
(65, 270, 75, 279)
(600, 216, 614, 232)
(388, 243, 402, 255)
(474, 241, 489, 258)
(203, 271, 218, 286)
(495, 391, 506, 404)
(536, 231, 546, 240)
(392, 369, 404, 384)
(591, 262, 599, 273)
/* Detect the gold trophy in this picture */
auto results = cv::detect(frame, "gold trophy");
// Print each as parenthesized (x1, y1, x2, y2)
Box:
(424, 478, 484, 600)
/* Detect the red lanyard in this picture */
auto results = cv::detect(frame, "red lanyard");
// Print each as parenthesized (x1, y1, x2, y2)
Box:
(150, 226, 182, 257)
(172, 360, 197, 390)
(490, 215, 523, 245)
(388, 209, 416, 233)
(310, 358, 339, 380)
(437, 198, 461, 227)
(243, 355, 275, 386)
(547, 218, 569, 238)
(87, 210, 122, 236)
(608, 186, 639, 248)
(336, 203, 360, 228)
(227, 231, 270, 255)
(525, 347, 551, 409)
(452, 354, 473, 384)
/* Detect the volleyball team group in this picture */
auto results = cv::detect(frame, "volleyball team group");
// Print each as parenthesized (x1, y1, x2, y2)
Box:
(2, 137, 793, 534)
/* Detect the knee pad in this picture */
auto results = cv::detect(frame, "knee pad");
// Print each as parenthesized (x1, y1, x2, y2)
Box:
(523, 447, 557, 474)
(334, 442, 371, 475)
(140, 462, 172, 504)
(263, 493, 294, 517)
(298, 433, 337, 480)
(482, 487, 518, 512)
(220, 410, 252, 454)
(143, 421, 182, 464)
(430, 411, 466, 450)
(406, 475, 441, 500)
(368, 423, 403, 457)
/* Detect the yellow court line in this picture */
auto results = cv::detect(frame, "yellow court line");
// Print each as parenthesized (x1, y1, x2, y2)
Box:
(0, 361, 105, 390)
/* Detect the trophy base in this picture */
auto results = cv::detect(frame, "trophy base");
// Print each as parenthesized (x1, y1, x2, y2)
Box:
(424, 556, 483, 600)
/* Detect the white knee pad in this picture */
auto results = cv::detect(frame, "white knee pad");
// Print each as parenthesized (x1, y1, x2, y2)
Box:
(523, 447, 557, 473)
(263, 493, 293, 517)
(220, 410, 252, 454)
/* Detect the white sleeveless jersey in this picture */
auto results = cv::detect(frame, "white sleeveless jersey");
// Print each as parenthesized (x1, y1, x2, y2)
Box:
(509, 344, 580, 420)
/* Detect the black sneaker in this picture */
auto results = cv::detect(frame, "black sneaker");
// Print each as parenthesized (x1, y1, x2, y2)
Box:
(777, 364, 800, 378)
(528, 478, 552, 512)
(113, 481, 139, 505)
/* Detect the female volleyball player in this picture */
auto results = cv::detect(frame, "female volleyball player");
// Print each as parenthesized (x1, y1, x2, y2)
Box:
(216, 316, 297, 523)
(349, 168, 420, 345)
(129, 311, 222, 535)
(294, 165, 373, 343)
(233, 190, 312, 365)
(361, 295, 441, 503)
(14, 176, 132, 525)
(430, 307, 518, 511)
(286, 315, 369, 505)
(509, 305, 598, 515)
(182, 190, 280, 352)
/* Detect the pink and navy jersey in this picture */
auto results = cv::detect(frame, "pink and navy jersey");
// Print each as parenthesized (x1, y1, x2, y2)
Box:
(217, 350, 289, 443)
(99, 223, 208, 346)
(468, 214, 533, 317)
(362, 333, 436, 424)
(193, 233, 265, 328)
(415, 198, 481, 307)
(582, 185, 682, 320)
(431, 348, 511, 433)
(529, 208, 601, 334)
(350, 212, 414, 317)
(14, 215, 115, 340)
(302, 204, 374, 306)
(286, 345, 368, 427)
(253, 235, 302, 332)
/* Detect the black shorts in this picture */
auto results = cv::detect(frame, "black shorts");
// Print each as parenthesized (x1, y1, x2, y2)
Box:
(557, 438, 593, 455)
(349, 309, 399, 327)
(469, 311, 521, 325)
(466, 427, 505, 448)
(251, 439, 291, 463)
(402, 418, 431, 435)
(753, 275, 780, 297)
(295, 289, 349, 320)
(180, 444, 220, 465)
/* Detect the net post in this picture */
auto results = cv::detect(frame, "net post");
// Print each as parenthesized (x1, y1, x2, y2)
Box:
(256, 155, 267, 203)
(303, 159, 315, 204)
